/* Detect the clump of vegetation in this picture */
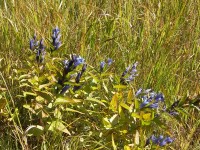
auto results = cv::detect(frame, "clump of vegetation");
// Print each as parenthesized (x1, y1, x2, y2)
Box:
(0, 1, 199, 149)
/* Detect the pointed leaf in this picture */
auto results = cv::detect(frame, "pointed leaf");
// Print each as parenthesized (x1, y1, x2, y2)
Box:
(35, 90, 53, 102)
(48, 121, 71, 135)
(85, 97, 106, 106)
(110, 93, 118, 111)
(65, 108, 85, 114)
(120, 102, 130, 111)
(112, 133, 117, 150)
(102, 117, 112, 129)
(25, 125, 44, 136)
(54, 97, 82, 105)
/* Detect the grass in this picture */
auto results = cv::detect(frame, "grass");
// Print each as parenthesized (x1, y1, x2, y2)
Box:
(0, 0, 199, 149)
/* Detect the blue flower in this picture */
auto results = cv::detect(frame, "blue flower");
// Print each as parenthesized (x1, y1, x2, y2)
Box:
(120, 62, 138, 84)
(137, 89, 165, 109)
(52, 27, 61, 50)
(30, 39, 35, 50)
(130, 62, 138, 74)
(121, 66, 130, 77)
(149, 103, 159, 108)
(36, 50, 40, 63)
(107, 58, 113, 66)
(100, 61, 106, 72)
(155, 93, 164, 102)
(140, 100, 149, 109)
(159, 137, 173, 146)
(74, 55, 85, 67)
(73, 72, 82, 92)
(60, 85, 70, 94)
(81, 64, 87, 76)
(75, 72, 81, 83)
(29, 34, 38, 50)
(135, 88, 142, 97)
(35, 39, 45, 63)
(39, 39, 45, 50)
(146, 135, 173, 147)
(169, 110, 179, 116)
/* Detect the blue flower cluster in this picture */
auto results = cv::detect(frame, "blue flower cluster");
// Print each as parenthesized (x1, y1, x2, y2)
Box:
(146, 135, 173, 146)
(29, 34, 38, 50)
(30, 35, 45, 63)
(100, 58, 113, 73)
(52, 27, 61, 50)
(135, 88, 165, 109)
(59, 54, 86, 94)
(120, 62, 138, 84)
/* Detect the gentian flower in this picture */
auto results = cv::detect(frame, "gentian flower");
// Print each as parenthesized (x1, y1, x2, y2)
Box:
(168, 110, 179, 116)
(75, 72, 81, 83)
(135, 88, 142, 97)
(140, 100, 149, 109)
(52, 27, 61, 50)
(146, 135, 173, 147)
(137, 88, 165, 109)
(155, 93, 164, 102)
(159, 137, 173, 146)
(35, 39, 45, 63)
(30, 39, 35, 50)
(60, 85, 70, 94)
(149, 103, 159, 109)
(100, 61, 106, 72)
(121, 66, 130, 77)
(73, 55, 85, 68)
(81, 64, 87, 76)
(107, 58, 113, 66)
(120, 62, 138, 84)
(130, 61, 138, 74)
(39, 39, 45, 50)
(36, 50, 40, 63)
(36, 39, 45, 63)
(73, 72, 82, 92)
(60, 55, 86, 93)
(29, 34, 38, 50)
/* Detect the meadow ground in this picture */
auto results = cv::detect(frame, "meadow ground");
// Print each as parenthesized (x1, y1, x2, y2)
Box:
(0, 1, 199, 149)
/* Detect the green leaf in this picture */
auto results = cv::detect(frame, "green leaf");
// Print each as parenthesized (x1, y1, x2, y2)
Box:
(48, 120, 71, 135)
(131, 112, 141, 119)
(39, 82, 54, 89)
(141, 120, 151, 126)
(0, 98, 6, 109)
(102, 117, 112, 129)
(134, 98, 139, 110)
(113, 85, 127, 89)
(120, 102, 130, 111)
(109, 114, 119, 126)
(112, 133, 117, 150)
(23, 92, 37, 97)
(54, 97, 82, 105)
(178, 90, 189, 106)
(35, 91, 53, 102)
(124, 145, 131, 150)
(25, 125, 44, 136)
(127, 89, 134, 104)
(102, 81, 108, 93)
(23, 104, 36, 113)
(85, 97, 106, 106)
(65, 108, 85, 114)
(110, 93, 118, 112)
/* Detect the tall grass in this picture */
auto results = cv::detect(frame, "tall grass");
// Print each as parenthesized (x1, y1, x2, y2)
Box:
(0, 0, 199, 149)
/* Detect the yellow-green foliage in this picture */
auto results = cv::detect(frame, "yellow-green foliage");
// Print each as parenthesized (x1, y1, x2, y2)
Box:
(0, 0, 199, 149)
